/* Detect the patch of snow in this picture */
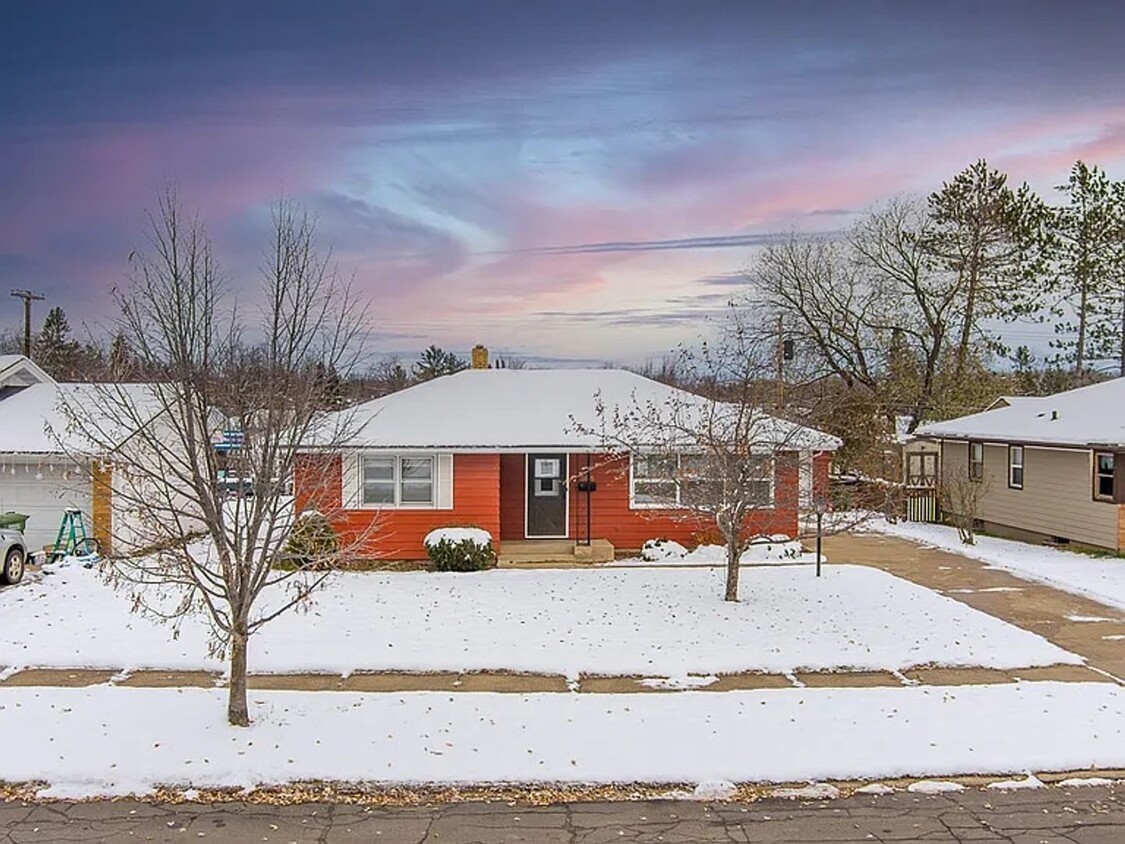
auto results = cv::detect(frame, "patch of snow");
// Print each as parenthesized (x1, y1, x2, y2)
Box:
(424, 527, 492, 547)
(907, 780, 966, 795)
(1067, 615, 1120, 623)
(0, 665, 22, 681)
(0, 564, 1079, 676)
(692, 780, 737, 800)
(772, 783, 841, 800)
(1058, 776, 1117, 787)
(623, 536, 817, 567)
(855, 783, 897, 795)
(1104, 635, 1125, 641)
(639, 675, 719, 690)
(946, 587, 1023, 594)
(868, 520, 1125, 612)
(5, 682, 1123, 797)
(987, 774, 1044, 790)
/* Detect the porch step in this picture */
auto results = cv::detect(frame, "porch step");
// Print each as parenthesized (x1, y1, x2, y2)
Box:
(497, 539, 615, 567)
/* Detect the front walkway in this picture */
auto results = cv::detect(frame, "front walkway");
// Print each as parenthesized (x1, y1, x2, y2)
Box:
(824, 532, 1125, 683)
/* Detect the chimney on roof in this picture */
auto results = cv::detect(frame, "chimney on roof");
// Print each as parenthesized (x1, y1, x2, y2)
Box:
(471, 344, 489, 370)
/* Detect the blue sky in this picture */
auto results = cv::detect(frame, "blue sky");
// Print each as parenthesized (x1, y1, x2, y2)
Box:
(3, 1, 1124, 364)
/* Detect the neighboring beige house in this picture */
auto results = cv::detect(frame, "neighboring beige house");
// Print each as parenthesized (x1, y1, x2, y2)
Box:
(917, 380, 1125, 551)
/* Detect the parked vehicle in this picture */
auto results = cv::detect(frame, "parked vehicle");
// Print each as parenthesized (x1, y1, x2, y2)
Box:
(1, 528, 27, 585)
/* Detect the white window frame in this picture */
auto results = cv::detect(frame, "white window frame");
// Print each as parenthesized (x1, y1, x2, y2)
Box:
(1094, 451, 1115, 502)
(969, 441, 984, 481)
(629, 452, 774, 510)
(1008, 445, 1024, 490)
(360, 454, 436, 508)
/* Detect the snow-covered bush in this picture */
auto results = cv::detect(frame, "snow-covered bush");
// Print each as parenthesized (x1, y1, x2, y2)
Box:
(639, 535, 803, 565)
(424, 527, 496, 572)
(641, 538, 689, 561)
(283, 510, 340, 570)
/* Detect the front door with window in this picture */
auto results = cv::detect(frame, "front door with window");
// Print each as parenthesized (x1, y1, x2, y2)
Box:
(526, 453, 568, 537)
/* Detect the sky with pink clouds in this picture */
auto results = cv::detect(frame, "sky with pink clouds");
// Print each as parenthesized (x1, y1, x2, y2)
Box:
(3, 0, 1125, 365)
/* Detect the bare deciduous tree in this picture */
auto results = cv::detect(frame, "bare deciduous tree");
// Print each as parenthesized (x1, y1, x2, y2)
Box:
(942, 471, 990, 545)
(575, 315, 839, 602)
(752, 199, 964, 435)
(59, 190, 370, 726)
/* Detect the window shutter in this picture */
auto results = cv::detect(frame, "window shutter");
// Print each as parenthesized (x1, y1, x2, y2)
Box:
(436, 453, 454, 509)
(341, 452, 361, 509)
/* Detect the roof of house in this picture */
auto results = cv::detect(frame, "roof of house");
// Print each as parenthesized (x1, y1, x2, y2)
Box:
(0, 354, 54, 389)
(917, 377, 1125, 448)
(337, 368, 841, 452)
(0, 382, 165, 454)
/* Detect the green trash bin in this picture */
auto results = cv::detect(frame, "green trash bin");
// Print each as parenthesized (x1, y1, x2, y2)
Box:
(0, 512, 29, 532)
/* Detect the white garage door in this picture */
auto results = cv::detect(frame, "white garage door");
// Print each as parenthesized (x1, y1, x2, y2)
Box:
(0, 458, 91, 552)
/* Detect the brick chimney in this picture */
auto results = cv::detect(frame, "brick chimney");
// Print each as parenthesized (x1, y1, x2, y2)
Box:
(471, 344, 489, 369)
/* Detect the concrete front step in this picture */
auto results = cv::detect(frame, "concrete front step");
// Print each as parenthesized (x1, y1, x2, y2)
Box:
(497, 539, 615, 567)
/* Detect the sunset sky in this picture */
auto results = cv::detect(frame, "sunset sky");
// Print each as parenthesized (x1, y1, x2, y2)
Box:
(3, 1, 1125, 365)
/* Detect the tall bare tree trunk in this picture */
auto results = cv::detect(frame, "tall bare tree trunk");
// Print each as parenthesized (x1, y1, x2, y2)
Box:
(1077, 278, 1088, 375)
(1119, 284, 1125, 378)
(228, 623, 250, 727)
(724, 542, 740, 602)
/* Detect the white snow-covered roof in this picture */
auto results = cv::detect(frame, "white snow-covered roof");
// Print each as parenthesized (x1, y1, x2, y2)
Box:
(0, 354, 54, 388)
(917, 377, 1125, 448)
(338, 368, 841, 452)
(0, 383, 164, 454)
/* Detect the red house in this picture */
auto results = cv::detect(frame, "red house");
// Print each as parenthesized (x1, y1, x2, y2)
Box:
(295, 359, 839, 563)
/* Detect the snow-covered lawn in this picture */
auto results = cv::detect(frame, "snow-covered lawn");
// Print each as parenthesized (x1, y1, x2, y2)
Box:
(1, 563, 1078, 677)
(2, 682, 1122, 797)
(867, 520, 1125, 612)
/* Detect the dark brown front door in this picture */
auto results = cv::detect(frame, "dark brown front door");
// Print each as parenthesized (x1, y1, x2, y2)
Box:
(526, 454, 568, 537)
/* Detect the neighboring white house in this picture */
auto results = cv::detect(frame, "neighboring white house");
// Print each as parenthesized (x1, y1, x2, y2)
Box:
(0, 357, 167, 552)
(917, 377, 1125, 551)
(0, 359, 91, 549)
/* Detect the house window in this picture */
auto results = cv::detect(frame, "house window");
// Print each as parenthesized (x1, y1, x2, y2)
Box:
(362, 455, 434, 506)
(1094, 452, 1115, 501)
(1008, 445, 1023, 490)
(969, 442, 984, 481)
(632, 454, 679, 506)
(631, 453, 773, 509)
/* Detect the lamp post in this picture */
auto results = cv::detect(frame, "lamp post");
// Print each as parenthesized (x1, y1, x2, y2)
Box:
(813, 495, 830, 578)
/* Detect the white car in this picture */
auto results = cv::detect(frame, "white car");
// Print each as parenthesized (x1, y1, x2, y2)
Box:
(1, 529, 27, 585)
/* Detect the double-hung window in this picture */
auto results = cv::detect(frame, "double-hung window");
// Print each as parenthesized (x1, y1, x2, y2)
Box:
(631, 453, 773, 509)
(1008, 445, 1024, 490)
(631, 454, 680, 507)
(969, 442, 984, 481)
(362, 455, 434, 507)
(1094, 452, 1115, 501)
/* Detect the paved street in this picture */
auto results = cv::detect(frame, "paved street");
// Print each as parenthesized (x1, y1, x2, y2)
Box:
(1, 785, 1122, 843)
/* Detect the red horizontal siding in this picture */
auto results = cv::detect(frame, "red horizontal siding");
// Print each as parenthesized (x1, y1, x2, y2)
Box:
(296, 449, 805, 560)
(295, 453, 501, 560)
(499, 453, 525, 541)
(567, 452, 799, 553)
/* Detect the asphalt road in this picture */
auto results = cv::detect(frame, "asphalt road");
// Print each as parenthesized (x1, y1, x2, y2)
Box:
(1, 785, 1122, 843)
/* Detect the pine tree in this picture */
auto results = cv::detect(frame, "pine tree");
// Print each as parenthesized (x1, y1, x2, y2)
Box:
(35, 306, 83, 379)
(1046, 161, 1125, 375)
(922, 160, 1047, 378)
(412, 345, 468, 381)
(108, 331, 136, 380)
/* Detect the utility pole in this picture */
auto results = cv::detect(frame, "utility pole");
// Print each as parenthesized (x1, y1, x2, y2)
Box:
(775, 313, 784, 411)
(10, 289, 45, 358)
